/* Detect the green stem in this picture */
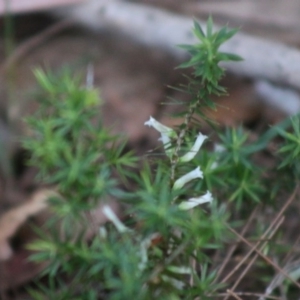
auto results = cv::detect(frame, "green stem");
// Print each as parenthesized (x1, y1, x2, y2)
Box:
(170, 99, 200, 184)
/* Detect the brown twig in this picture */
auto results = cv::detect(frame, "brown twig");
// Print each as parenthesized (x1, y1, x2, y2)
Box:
(223, 216, 285, 300)
(63, 1, 300, 90)
(281, 235, 300, 266)
(217, 292, 283, 299)
(214, 205, 260, 283)
(221, 184, 299, 284)
(226, 289, 243, 300)
(227, 221, 300, 289)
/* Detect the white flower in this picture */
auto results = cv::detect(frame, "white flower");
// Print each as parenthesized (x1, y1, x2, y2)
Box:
(158, 133, 170, 146)
(138, 233, 161, 271)
(167, 266, 193, 274)
(179, 132, 207, 163)
(158, 133, 173, 157)
(99, 226, 108, 239)
(173, 166, 203, 190)
(178, 191, 213, 210)
(144, 116, 176, 137)
(138, 240, 148, 271)
(102, 205, 129, 233)
(161, 275, 185, 290)
(211, 143, 226, 170)
(214, 143, 225, 153)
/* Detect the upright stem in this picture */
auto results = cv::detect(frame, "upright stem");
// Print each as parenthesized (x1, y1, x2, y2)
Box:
(170, 99, 199, 184)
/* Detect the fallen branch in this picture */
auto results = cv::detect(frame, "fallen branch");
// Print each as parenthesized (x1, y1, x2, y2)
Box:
(57, 1, 300, 90)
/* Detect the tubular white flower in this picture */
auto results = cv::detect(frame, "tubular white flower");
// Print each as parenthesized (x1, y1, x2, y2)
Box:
(102, 205, 129, 233)
(99, 226, 108, 239)
(211, 143, 226, 170)
(178, 191, 213, 210)
(161, 275, 185, 290)
(214, 143, 225, 153)
(138, 241, 148, 271)
(138, 233, 160, 271)
(144, 116, 176, 137)
(158, 132, 170, 147)
(173, 166, 203, 190)
(158, 133, 173, 157)
(179, 132, 207, 163)
(167, 266, 193, 274)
